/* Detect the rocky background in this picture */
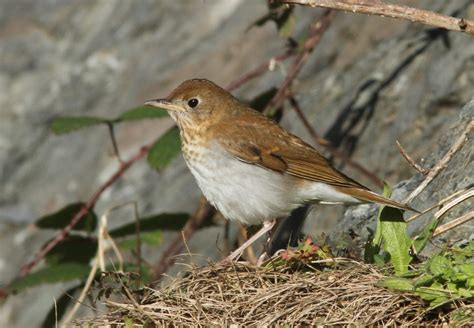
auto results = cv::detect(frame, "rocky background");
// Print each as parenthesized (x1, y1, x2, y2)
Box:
(0, 1, 472, 327)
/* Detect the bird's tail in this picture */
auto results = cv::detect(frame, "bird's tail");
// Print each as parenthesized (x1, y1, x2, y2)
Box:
(337, 186, 419, 213)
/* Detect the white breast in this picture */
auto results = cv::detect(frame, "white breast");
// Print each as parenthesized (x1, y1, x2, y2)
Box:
(184, 142, 362, 225)
(184, 142, 302, 225)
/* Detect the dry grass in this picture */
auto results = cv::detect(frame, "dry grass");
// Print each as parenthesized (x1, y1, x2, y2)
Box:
(77, 259, 471, 327)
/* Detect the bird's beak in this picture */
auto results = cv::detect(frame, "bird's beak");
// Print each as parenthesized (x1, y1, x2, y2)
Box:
(144, 98, 183, 112)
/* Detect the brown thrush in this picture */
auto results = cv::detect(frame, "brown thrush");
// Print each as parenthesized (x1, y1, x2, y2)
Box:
(145, 79, 415, 262)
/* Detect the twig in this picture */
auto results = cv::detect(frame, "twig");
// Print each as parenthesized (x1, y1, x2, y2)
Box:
(107, 122, 123, 163)
(276, 0, 474, 35)
(17, 145, 150, 278)
(288, 96, 328, 145)
(434, 188, 473, 221)
(132, 202, 142, 276)
(62, 202, 131, 326)
(152, 197, 215, 280)
(264, 10, 336, 114)
(406, 186, 472, 222)
(61, 257, 99, 327)
(396, 140, 428, 175)
(404, 119, 473, 204)
(288, 96, 383, 187)
(433, 211, 474, 237)
(225, 51, 295, 92)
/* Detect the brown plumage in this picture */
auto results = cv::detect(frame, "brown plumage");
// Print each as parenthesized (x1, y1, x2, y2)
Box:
(145, 79, 416, 260)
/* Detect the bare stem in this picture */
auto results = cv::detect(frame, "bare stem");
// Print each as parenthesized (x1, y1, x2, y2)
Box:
(404, 119, 473, 204)
(276, 0, 474, 35)
(225, 51, 295, 92)
(17, 145, 150, 278)
(264, 10, 336, 114)
(107, 122, 123, 163)
(433, 211, 474, 237)
(396, 140, 428, 175)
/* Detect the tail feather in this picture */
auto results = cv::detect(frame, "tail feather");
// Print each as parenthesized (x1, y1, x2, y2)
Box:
(336, 186, 419, 213)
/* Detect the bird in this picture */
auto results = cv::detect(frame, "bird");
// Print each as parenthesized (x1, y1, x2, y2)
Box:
(145, 78, 416, 262)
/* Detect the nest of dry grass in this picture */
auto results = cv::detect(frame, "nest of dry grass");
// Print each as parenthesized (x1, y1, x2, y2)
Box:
(78, 259, 471, 327)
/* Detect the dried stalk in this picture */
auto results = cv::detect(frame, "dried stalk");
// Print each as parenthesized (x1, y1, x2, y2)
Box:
(276, 0, 474, 35)
(396, 140, 428, 175)
(404, 119, 473, 204)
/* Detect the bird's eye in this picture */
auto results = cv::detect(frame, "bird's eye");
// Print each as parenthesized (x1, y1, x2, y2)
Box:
(188, 98, 199, 108)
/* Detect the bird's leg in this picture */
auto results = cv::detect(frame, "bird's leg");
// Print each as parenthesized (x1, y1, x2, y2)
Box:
(222, 219, 276, 263)
(256, 224, 276, 266)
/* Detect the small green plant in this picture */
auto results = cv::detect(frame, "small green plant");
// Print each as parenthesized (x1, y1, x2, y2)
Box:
(364, 183, 412, 275)
(379, 240, 474, 309)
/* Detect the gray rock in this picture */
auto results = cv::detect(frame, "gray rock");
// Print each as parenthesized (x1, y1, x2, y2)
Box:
(0, 0, 473, 326)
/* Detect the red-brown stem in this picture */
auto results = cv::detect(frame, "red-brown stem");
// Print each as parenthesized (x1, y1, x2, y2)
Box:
(277, 0, 474, 35)
(288, 96, 328, 146)
(225, 51, 295, 92)
(17, 145, 150, 278)
(264, 10, 336, 114)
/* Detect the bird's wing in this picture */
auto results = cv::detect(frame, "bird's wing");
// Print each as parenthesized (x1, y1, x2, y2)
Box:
(225, 134, 367, 189)
(212, 108, 416, 212)
(214, 111, 367, 189)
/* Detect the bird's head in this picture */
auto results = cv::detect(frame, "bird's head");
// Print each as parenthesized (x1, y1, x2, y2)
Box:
(145, 79, 239, 127)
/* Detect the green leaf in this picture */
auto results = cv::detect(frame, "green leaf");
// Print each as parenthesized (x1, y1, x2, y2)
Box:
(376, 182, 391, 243)
(413, 274, 435, 288)
(45, 236, 97, 265)
(380, 205, 413, 275)
(413, 218, 438, 254)
(116, 105, 168, 122)
(378, 277, 413, 291)
(429, 255, 453, 278)
(247, 4, 294, 39)
(365, 183, 391, 263)
(124, 317, 135, 328)
(147, 126, 181, 171)
(278, 12, 295, 37)
(364, 228, 380, 263)
(41, 284, 82, 328)
(467, 277, 474, 288)
(119, 230, 163, 250)
(36, 203, 97, 232)
(458, 288, 473, 298)
(9, 263, 91, 293)
(460, 262, 474, 276)
(50, 116, 108, 135)
(109, 213, 190, 238)
(414, 287, 448, 301)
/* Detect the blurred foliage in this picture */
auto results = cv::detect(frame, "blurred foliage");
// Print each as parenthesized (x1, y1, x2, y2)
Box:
(35, 202, 97, 232)
(147, 126, 181, 171)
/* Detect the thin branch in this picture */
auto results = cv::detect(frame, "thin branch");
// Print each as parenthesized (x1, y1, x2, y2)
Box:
(289, 96, 384, 188)
(61, 257, 99, 326)
(404, 119, 473, 204)
(17, 145, 150, 278)
(406, 186, 472, 223)
(276, 0, 474, 35)
(433, 210, 474, 237)
(288, 96, 328, 145)
(433, 188, 473, 221)
(107, 122, 123, 163)
(264, 10, 336, 114)
(396, 140, 428, 175)
(225, 51, 295, 92)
